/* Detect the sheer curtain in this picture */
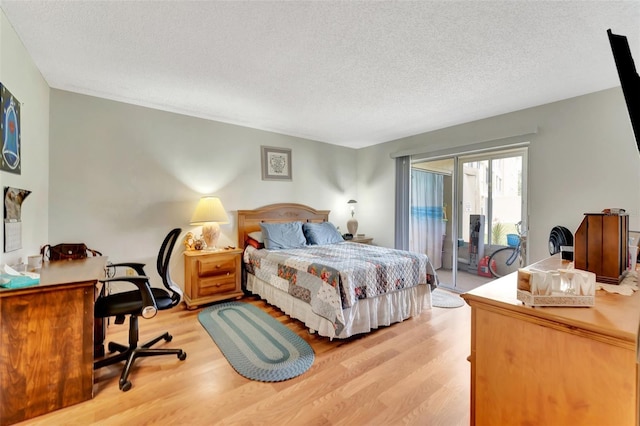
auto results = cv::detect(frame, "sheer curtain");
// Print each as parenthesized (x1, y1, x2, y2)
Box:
(410, 169, 445, 269)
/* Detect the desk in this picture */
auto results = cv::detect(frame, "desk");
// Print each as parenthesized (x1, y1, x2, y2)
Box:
(0, 257, 106, 426)
(461, 256, 640, 425)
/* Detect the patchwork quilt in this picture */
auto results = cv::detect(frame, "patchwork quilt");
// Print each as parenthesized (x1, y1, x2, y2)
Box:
(244, 242, 438, 335)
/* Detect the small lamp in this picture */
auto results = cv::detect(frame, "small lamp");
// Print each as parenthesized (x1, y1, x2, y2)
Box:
(347, 199, 358, 235)
(190, 196, 229, 250)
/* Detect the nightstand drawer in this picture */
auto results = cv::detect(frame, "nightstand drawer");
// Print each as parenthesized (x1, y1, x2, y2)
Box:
(197, 275, 237, 297)
(197, 256, 236, 277)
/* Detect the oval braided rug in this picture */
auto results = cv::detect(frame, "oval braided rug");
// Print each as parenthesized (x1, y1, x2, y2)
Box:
(198, 301, 314, 382)
(431, 288, 465, 308)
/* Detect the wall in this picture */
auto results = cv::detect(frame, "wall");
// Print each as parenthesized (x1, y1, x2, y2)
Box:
(6, 5, 638, 280)
(49, 90, 357, 287)
(357, 88, 640, 263)
(0, 10, 50, 266)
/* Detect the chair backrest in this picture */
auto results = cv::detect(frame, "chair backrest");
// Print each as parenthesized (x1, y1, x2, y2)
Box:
(157, 228, 183, 304)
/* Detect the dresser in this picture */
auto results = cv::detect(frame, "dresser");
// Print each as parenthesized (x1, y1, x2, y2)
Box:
(183, 248, 243, 309)
(461, 256, 640, 425)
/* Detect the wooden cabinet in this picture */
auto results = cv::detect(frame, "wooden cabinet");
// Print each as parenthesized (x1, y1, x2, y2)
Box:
(183, 249, 243, 309)
(0, 257, 107, 426)
(461, 256, 640, 425)
(574, 213, 629, 283)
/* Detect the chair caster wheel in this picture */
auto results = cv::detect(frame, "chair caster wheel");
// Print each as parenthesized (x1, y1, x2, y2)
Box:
(165, 334, 173, 342)
(119, 380, 132, 392)
(178, 352, 187, 361)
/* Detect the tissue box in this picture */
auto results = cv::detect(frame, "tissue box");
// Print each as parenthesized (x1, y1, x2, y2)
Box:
(0, 273, 40, 289)
(517, 268, 595, 307)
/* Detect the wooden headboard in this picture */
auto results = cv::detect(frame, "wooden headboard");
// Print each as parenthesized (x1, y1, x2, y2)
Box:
(237, 203, 330, 249)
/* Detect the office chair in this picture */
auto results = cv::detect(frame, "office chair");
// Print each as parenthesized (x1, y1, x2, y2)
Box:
(94, 228, 187, 392)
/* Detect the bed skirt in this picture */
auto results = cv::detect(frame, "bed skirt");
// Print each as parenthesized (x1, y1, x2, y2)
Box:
(246, 273, 432, 339)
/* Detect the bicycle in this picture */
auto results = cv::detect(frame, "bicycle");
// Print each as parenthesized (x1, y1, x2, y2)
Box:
(488, 221, 526, 278)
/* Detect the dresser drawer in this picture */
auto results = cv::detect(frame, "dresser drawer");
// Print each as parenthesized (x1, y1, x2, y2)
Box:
(197, 256, 236, 278)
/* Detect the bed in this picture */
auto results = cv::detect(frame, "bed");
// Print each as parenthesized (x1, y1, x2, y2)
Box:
(237, 203, 439, 339)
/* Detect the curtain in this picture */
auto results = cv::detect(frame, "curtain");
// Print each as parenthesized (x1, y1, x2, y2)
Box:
(410, 169, 445, 269)
(394, 156, 411, 250)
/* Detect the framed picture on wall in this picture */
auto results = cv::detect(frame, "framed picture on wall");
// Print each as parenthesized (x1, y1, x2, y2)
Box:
(0, 83, 21, 175)
(261, 146, 292, 181)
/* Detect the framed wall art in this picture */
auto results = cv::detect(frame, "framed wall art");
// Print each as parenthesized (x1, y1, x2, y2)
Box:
(1, 83, 21, 175)
(261, 146, 292, 181)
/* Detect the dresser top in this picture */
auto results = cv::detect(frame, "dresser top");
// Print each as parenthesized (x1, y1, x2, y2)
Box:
(462, 256, 640, 346)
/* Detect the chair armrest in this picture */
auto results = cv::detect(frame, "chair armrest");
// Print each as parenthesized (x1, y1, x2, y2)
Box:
(100, 276, 158, 319)
(106, 262, 146, 276)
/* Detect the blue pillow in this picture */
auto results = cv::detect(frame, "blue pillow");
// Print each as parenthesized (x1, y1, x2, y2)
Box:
(259, 222, 307, 250)
(303, 222, 344, 245)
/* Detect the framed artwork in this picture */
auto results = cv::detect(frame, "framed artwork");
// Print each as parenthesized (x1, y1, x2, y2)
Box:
(1, 84, 21, 175)
(261, 146, 292, 181)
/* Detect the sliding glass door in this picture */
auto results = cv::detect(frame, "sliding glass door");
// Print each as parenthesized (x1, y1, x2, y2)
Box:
(410, 148, 527, 292)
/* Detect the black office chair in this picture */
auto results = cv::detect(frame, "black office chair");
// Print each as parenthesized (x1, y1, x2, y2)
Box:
(94, 228, 187, 392)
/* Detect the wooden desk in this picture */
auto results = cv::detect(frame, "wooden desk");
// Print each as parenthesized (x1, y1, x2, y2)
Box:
(461, 256, 640, 425)
(0, 257, 106, 426)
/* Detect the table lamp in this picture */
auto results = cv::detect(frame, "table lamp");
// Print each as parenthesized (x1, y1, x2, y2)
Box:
(347, 199, 358, 235)
(190, 196, 229, 250)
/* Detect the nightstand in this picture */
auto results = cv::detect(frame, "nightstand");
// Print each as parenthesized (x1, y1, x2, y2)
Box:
(183, 248, 243, 309)
(351, 235, 373, 245)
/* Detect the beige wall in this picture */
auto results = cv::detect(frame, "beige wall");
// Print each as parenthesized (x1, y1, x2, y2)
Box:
(0, 10, 50, 266)
(49, 90, 357, 288)
(358, 88, 640, 263)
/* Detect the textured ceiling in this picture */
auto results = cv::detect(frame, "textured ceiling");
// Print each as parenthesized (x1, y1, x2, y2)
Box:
(1, 1, 639, 148)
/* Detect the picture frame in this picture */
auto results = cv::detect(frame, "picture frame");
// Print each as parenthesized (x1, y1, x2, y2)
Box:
(1, 83, 21, 175)
(261, 146, 292, 181)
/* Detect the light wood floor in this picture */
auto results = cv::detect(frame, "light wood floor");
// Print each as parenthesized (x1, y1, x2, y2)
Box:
(19, 295, 471, 425)
(436, 269, 494, 293)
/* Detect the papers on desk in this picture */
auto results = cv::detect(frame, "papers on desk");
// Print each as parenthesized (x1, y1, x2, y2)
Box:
(0, 264, 40, 288)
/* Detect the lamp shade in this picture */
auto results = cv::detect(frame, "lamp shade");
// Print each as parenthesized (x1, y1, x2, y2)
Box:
(190, 196, 229, 250)
(347, 199, 357, 216)
(190, 196, 229, 225)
